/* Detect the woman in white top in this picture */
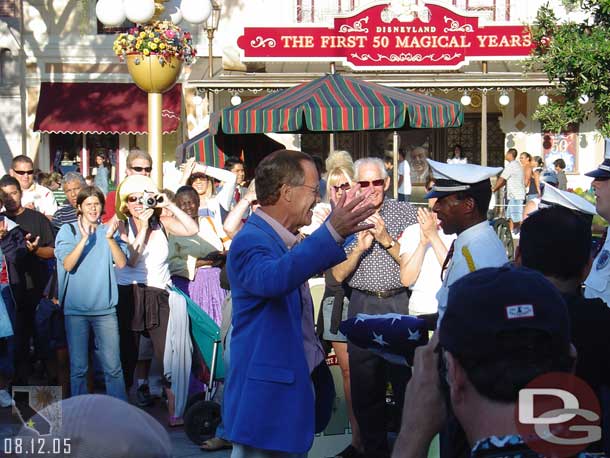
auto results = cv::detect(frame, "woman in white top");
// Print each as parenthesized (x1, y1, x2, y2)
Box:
(447, 144, 468, 164)
(179, 159, 236, 251)
(114, 175, 198, 425)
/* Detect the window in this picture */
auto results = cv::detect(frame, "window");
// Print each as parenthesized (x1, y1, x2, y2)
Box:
(296, 0, 357, 23)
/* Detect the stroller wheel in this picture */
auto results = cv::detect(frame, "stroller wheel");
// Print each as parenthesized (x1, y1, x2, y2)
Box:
(185, 392, 208, 413)
(184, 400, 222, 445)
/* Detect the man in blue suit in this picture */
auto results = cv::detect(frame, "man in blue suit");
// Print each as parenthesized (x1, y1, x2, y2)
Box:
(225, 149, 376, 457)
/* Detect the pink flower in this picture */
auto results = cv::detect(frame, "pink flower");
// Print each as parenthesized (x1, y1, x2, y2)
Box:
(165, 29, 176, 39)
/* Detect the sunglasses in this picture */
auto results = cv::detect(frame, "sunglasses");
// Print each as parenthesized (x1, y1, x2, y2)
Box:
(130, 166, 152, 173)
(127, 195, 141, 203)
(357, 179, 385, 188)
(332, 183, 351, 192)
(13, 169, 34, 175)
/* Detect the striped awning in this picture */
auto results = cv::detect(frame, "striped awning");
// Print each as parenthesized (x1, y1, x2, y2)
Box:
(177, 128, 285, 168)
(210, 74, 462, 135)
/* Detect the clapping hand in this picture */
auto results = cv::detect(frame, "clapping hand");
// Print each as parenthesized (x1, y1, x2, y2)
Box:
(356, 229, 374, 252)
(105, 215, 120, 239)
(77, 218, 95, 240)
(366, 213, 393, 247)
(0, 219, 7, 241)
(25, 233, 40, 253)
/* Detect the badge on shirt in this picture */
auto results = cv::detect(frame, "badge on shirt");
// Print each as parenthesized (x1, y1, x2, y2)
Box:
(597, 250, 610, 270)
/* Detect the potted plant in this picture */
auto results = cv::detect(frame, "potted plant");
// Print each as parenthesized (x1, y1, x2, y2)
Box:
(113, 20, 196, 93)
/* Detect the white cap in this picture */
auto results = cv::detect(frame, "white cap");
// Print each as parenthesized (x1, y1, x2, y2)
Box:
(425, 159, 502, 198)
(540, 184, 596, 216)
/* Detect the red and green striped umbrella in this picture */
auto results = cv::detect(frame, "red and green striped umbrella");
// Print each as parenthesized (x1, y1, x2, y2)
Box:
(177, 128, 285, 168)
(209, 74, 463, 135)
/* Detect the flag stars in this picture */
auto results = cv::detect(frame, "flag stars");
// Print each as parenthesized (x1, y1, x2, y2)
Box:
(408, 329, 421, 341)
(372, 332, 389, 346)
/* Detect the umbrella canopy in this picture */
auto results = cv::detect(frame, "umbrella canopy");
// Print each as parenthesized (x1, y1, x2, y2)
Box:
(176, 128, 285, 169)
(210, 74, 463, 135)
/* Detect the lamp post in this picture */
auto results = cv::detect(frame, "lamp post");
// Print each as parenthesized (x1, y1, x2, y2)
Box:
(205, 2, 221, 113)
(97, 0, 214, 187)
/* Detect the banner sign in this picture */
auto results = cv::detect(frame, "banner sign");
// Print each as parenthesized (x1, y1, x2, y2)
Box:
(237, 1, 534, 70)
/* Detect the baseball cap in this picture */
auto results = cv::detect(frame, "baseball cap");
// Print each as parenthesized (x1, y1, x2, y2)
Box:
(425, 159, 502, 199)
(16, 394, 172, 458)
(439, 266, 571, 361)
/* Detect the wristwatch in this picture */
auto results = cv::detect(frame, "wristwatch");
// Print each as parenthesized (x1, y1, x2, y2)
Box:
(383, 239, 396, 250)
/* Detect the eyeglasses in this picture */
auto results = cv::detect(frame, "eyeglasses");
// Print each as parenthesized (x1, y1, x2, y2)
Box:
(332, 183, 351, 192)
(130, 166, 152, 173)
(13, 169, 34, 175)
(298, 184, 320, 194)
(357, 179, 385, 188)
(127, 195, 141, 203)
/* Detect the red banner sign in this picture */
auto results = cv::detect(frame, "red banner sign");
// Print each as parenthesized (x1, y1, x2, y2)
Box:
(237, 1, 534, 70)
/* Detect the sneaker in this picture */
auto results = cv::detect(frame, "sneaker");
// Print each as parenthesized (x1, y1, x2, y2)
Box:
(135, 384, 154, 407)
(0, 389, 14, 408)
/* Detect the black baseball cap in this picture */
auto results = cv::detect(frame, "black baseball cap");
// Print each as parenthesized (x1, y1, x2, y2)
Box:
(439, 266, 571, 361)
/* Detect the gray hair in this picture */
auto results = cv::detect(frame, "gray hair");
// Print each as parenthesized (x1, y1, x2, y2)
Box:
(62, 171, 86, 186)
(354, 157, 388, 180)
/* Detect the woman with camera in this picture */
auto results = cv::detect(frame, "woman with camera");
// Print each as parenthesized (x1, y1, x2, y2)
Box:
(114, 175, 198, 423)
(55, 185, 127, 400)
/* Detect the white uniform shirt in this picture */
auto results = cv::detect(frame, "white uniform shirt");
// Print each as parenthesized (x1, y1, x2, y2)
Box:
(436, 220, 509, 324)
(399, 224, 456, 315)
(584, 235, 610, 306)
(22, 183, 58, 217)
(397, 160, 412, 196)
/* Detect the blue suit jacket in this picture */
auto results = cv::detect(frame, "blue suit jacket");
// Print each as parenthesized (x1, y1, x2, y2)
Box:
(224, 212, 346, 453)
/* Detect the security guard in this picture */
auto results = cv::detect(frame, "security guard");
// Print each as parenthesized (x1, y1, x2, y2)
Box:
(425, 159, 510, 458)
(583, 156, 610, 305)
(425, 159, 509, 325)
(538, 182, 597, 218)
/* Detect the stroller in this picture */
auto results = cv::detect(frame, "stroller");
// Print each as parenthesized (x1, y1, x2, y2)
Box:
(171, 287, 225, 445)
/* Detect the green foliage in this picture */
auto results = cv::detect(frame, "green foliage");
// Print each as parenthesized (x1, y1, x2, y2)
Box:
(530, 1, 610, 137)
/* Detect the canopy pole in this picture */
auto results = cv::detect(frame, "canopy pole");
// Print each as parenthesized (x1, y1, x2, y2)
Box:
(81, 133, 88, 177)
(481, 61, 488, 166)
(329, 133, 335, 155)
(393, 131, 399, 199)
(330, 62, 336, 74)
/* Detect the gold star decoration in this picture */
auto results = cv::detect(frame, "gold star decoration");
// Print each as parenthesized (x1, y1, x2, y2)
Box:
(26, 419, 35, 428)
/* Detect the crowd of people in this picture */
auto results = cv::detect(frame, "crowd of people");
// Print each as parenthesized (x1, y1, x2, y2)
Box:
(0, 144, 609, 458)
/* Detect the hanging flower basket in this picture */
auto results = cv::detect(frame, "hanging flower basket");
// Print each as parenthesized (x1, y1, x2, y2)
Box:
(114, 20, 196, 93)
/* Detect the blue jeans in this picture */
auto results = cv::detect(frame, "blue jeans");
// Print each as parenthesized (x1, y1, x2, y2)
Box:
(65, 313, 127, 401)
(398, 193, 410, 202)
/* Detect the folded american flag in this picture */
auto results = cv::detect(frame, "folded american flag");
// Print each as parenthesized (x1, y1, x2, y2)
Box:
(339, 313, 429, 366)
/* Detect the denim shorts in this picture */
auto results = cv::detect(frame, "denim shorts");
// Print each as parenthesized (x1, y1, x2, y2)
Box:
(506, 198, 524, 223)
(321, 296, 349, 342)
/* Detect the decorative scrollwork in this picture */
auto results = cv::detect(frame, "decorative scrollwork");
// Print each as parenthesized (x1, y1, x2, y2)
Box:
(443, 16, 474, 33)
(351, 52, 462, 63)
(250, 36, 276, 48)
(339, 16, 369, 33)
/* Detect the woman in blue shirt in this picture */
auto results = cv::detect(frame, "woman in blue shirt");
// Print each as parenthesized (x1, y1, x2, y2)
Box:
(55, 186, 128, 400)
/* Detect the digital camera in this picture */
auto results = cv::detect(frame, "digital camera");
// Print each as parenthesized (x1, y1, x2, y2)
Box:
(140, 191, 163, 209)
